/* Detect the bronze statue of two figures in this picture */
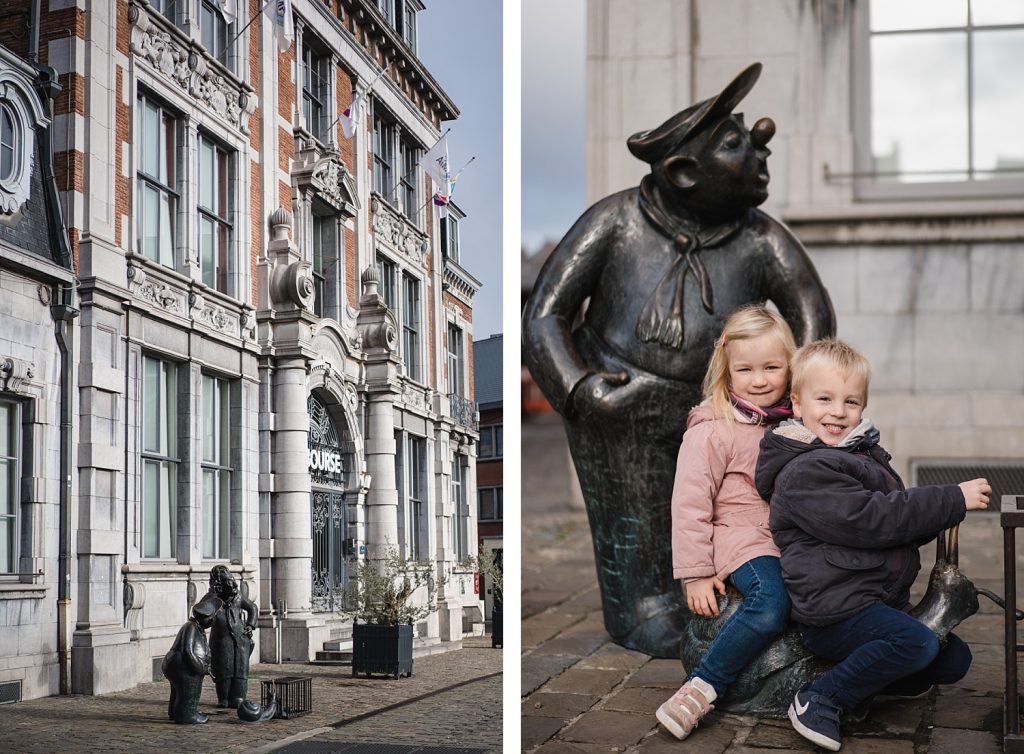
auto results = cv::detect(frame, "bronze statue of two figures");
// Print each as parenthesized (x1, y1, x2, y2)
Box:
(162, 565, 274, 724)
(522, 62, 993, 715)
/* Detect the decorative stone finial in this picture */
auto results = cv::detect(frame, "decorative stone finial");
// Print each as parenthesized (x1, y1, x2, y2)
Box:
(270, 207, 292, 242)
(361, 265, 380, 298)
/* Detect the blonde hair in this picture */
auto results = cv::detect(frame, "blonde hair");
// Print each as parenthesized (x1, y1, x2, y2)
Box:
(790, 339, 872, 406)
(702, 305, 797, 420)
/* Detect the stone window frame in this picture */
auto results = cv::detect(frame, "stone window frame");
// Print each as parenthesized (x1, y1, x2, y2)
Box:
(200, 372, 234, 561)
(300, 29, 332, 144)
(136, 91, 181, 269)
(851, 1, 1024, 201)
(197, 131, 234, 293)
(0, 396, 22, 575)
(400, 270, 423, 383)
(451, 452, 468, 561)
(199, 0, 230, 66)
(140, 354, 180, 560)
(398, 431, 428, 563)
(446, 321, 465, 398)
(0, 71, 44, 218)
(477, 486, 502, 523)
(440, 212, 460, 264)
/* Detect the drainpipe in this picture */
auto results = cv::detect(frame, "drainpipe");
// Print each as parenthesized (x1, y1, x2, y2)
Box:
(31, 0, 79, 694)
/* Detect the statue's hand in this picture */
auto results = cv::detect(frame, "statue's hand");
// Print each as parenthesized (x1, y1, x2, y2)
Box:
(572, 371, 633, 419)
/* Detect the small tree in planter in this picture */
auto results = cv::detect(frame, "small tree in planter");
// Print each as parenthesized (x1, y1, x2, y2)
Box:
(466, 549, 503, 648)
(341, 548, 438, 678)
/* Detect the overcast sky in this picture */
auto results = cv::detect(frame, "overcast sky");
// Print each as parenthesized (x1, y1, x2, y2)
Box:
(418, 1, 503, 339)
(521, 0, 585, 254)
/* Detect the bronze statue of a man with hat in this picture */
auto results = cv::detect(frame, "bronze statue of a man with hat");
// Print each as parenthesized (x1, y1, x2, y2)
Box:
(523, 63, 835, 657)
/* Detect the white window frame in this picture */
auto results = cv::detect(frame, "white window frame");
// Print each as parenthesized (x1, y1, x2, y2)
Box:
(376, 254, 398, 310)
(479, 425, 502, 460)
(0, 398, 21, 575)
(407, 434, 426, 562)
(852, 0, 1024, 200)
(452, 454, 468, 561)
(401, 272, 422, 382)
(302, 32, 331, 142)
(142, 356, 179, 560)
(373, 110, 396, 198)
(200, 0, 230, 66)
(136, 93, 179, 268)
(201, 373, 233, 560)
(447, 322, 465, 397)
(198, 133, 233, 293)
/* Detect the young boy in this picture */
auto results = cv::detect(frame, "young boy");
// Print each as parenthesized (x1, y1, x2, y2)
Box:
(755, 339, 991, 751)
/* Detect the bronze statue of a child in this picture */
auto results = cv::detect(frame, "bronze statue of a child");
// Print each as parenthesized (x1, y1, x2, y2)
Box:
(523, 63, 835, 657)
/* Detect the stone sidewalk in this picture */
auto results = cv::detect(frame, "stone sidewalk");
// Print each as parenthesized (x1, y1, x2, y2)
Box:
(521, 411, 1019, 753)
(0, 637, 502, 754)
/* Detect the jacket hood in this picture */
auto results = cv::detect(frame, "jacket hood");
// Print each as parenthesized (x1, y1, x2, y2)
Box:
(754, 418, 881, 500)
(686, 403, 715, 429)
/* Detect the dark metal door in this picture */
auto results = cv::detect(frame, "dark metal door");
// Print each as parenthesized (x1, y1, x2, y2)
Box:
(311, 489, 345, 612)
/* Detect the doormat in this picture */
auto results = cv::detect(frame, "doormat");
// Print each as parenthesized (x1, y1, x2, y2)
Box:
(274, 744, 490, 754)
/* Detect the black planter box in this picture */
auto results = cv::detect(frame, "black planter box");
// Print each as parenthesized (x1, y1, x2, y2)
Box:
(351, 623, 413, 678)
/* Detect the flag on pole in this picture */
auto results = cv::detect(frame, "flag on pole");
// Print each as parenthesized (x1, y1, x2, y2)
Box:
(216, 0, 237, 25)
(339, 97, 363, 139)
(420, 134, 450, 217)
(267, 0, 293, 52)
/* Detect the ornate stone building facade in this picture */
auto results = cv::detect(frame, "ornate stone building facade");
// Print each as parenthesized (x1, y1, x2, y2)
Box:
(0, 0, 481, 701)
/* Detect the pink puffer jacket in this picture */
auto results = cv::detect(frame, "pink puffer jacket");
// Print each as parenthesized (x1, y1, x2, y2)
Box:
(671, 404, 780, 581)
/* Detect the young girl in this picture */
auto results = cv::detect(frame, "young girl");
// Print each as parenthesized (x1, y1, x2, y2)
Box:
(656, 305, 797, 740)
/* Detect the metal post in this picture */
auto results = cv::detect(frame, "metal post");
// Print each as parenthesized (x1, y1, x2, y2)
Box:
(1003, 495, 1024, 753)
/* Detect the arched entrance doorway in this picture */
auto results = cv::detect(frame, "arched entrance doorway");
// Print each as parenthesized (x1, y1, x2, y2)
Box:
(308, 393, 347, 612)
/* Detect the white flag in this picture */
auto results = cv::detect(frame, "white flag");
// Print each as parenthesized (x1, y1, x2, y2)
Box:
(340, 95, 364, 139)
(216, 0, 237, 25)
(420, 134, 450, 196)
(267, 0, 293, 52)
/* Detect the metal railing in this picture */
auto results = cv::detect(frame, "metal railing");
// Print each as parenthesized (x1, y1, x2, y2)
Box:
(448, 392, 478, 431)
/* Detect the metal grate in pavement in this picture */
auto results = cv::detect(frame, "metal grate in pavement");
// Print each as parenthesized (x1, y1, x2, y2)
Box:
(274, 744, 489, 754)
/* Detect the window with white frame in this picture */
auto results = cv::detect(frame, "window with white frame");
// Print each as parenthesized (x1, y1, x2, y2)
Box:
(302, 32, 331, 141)
(142, 356, 178, 559)
(378, 0, 419, 52)
(440, 215, 459, 263)
(312, 211, 339, 319)
(479, 424, 502, 459)
(198, 135, 232, 293)
(447, 323, 465, 397)
(0, 399, 21, 574)
(401, 273, 421, 381)
(376, 254, 398, 310)
(408, 435, 426, 561)
(373, 111, 396, 198)
(0, 103, 16, 184)
(200, 0, 230, 65)
(856, 0, 1024, 196)
(398, 137, 419, 219)
(478, 487, 502, 522)
(150, 0, 176, 22)
(136, 94, 178, 268)
(201, 374, 232, 560)
(452, 454, 468, 561)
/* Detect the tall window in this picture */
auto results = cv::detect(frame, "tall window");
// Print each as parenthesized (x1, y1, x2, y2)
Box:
(859, 0, 1024, 194)
(401, 273, 421, 381)
(408, 435, 425, 561)
(312, 213, 337, 318)
(150, 0, 176, 22)
(440, 215, 460, 263)
(201, 375, 232, 560)
(198, 136, 231, 292)
(447, 323, 464, 396)
(398, 138, 418, 218)
(0, 400, 20, 574)
(452, 454, 468, 561)
(376, 255, 398, 309)
(0, 103, 16, 183)
(200, 0, 229, 64)
(479, 425, 502, 459)
(302, 36, 330, 141)
(373, 112, 395, 197)
(142, 356, 178, 559)
(397, 0, 418, 52)
(136, 95, 177, 267)
(478, 487, 503, 522)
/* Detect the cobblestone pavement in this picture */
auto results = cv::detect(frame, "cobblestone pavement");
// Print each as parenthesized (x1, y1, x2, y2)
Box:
(0, 637, 502, 754)
(521, 411, 1021, 754)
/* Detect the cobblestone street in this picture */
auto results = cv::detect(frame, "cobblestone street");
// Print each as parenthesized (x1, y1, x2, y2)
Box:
(521, 411, 1020, 753)
(0, 638, 502, 754)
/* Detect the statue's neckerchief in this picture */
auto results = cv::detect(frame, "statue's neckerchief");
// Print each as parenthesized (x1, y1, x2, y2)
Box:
(636, 175, 746, 349)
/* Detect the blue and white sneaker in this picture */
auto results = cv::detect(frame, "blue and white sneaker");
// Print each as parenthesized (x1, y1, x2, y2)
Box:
(788, 683, 842, 751)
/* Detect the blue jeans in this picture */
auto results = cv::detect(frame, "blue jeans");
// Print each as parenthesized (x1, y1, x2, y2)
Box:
(800, 601, 972, 711)
(691, 556, 790, 697)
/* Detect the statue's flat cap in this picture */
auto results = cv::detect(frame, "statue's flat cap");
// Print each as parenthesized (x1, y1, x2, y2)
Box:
(627, 63, 762, 163)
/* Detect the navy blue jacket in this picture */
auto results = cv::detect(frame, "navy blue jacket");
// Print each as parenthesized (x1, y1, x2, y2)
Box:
(755, 425, 966, 626)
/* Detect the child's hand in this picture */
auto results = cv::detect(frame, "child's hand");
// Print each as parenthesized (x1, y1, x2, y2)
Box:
(685, 576, 727, 617)
(959, 478, 992, 511)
